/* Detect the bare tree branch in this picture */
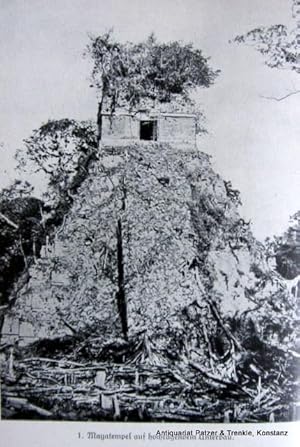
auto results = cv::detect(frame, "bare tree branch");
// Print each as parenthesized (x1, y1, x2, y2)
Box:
(260, 90, 300, 101)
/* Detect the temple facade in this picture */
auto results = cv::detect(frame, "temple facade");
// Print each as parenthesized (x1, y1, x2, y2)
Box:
(102, 111, 197, 145)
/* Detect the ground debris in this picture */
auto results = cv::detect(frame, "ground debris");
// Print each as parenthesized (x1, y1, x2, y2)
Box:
(1, 330, 298, 422)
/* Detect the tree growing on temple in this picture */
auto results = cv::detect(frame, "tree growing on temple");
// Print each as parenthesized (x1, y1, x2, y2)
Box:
(84, 32, 219, 141)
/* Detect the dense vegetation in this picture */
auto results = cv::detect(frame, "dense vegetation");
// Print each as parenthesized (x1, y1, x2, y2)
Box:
(85, 32, 219, 139)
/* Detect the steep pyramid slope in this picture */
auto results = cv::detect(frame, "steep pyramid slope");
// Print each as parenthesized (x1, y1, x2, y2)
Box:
(3, 143, 295, 359)
(2, 142, 299, 422)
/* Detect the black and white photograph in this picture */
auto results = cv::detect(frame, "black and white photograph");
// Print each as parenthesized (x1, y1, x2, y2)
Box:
(0, 0, 300, 427)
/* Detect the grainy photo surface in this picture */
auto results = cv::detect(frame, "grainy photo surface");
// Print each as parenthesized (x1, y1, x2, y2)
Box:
(0, 0, 299, 423)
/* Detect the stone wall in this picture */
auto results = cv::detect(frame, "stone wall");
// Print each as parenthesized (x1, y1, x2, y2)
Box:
(102, 113, 196, 145)
(102, 115, 139, 142)
(158, 115, 196, 143)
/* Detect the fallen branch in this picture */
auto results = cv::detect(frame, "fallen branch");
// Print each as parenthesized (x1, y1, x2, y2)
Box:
(189, 360, 236, 386)
(188, 360, 254, 399)
(147, 411, 190, 421)
(0, 212, 18, 229)
(59, 318, 78, 334)
(21, 357, 87, 366)
(194, 270, 241, 351)
(207, 301, 242, 351)
(170, 370, 192, 388)
(6, 397, 52, 417)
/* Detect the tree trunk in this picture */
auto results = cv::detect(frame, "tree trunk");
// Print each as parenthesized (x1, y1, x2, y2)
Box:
(97, 99, 103, 146)
(116, 218, 128, 340)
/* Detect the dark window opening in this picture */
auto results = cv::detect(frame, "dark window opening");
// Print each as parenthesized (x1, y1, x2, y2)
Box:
(140, 120, 157, 141)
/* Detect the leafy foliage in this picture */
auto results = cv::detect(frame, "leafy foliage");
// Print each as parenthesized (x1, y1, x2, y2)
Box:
(266, 211, 300, 279)
(0, 185, 44, 307)
(234, 0, 300, 74)
(86, 32, 218, 106)
(0, 121, 98, 313)
(85, 32, 219, 139)
(16, 119, 97, 207)
(0, 180, 34, 201)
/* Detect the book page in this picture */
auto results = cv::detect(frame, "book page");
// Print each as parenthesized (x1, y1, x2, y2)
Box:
(0, 1, 299, 446)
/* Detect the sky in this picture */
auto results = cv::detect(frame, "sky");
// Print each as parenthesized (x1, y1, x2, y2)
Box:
(0, 0, 300, 241)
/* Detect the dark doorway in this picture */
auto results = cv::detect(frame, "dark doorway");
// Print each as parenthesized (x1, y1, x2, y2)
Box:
(140, 120, 157, 141)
